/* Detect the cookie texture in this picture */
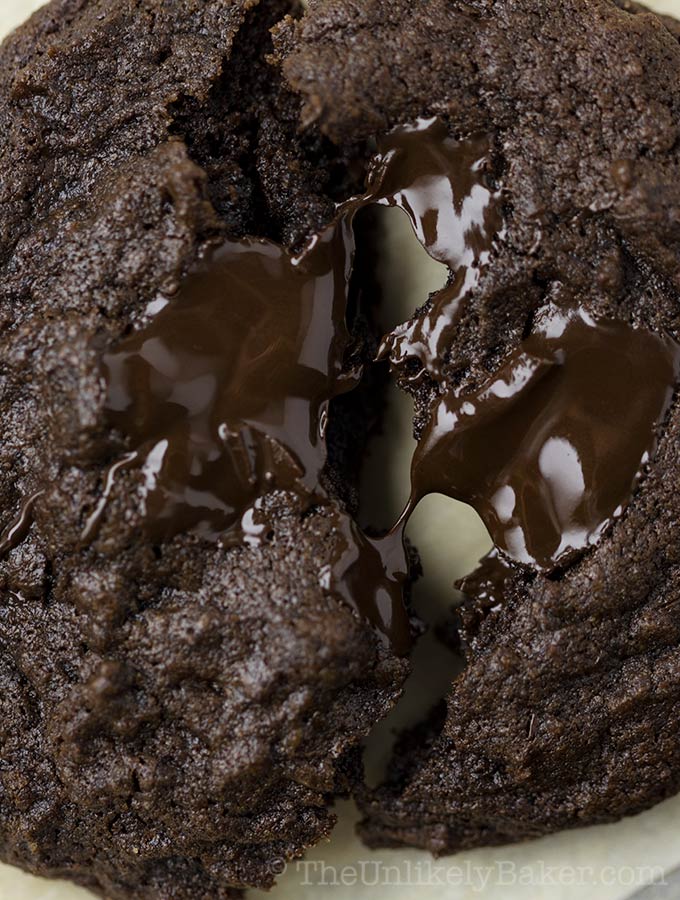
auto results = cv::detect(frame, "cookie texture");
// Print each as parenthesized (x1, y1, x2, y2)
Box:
(4, 0, 680, 895)
(0, 2, 408, 898)
(277, 0, 680, 852)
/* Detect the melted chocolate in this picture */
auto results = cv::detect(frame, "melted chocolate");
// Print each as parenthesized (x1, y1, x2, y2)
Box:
(0, 491, 43, 557)
(10, 116, 678, 655)
(371, 118, 503, 377)
(326, 515, 412, 656)
(85, 118, 499, 653)
(409, 306, 680, 571)
(100, 223, 358, 543)
(367, 122, 680, 590)
(93, 207, 417, 649)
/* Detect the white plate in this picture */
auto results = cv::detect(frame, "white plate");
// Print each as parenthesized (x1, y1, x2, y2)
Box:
(1, 1, 680, 898)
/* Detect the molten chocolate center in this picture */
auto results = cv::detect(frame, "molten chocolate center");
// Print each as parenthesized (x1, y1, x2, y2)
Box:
(12, 116, 671, 653)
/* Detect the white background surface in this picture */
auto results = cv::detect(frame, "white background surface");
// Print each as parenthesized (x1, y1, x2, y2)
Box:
(1, 1, 680, 898)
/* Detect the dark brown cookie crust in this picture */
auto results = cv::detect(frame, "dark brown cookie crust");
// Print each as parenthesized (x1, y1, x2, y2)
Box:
(0, 2, 407, 898)
(277, 0, 680, 854)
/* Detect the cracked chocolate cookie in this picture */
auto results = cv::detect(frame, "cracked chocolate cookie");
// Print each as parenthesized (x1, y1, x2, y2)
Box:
(4, 0, 680, 897)
(0, 2, 414, 897)
(277, 0, 680, 854)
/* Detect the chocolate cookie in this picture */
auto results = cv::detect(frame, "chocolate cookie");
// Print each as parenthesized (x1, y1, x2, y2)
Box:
(0, 2, 414, 897)
(4, 0, 680, 896)
(277, 0, 680, 854)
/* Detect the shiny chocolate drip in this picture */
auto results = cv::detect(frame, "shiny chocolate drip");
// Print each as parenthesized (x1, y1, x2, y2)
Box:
(366, 122, 680, 593)
(100, 222, 358, 544)
(371, 117, 503, 377)
(0, 491, 43, 557)
(327, 516, 412, 656)
(409, 306, 680, 572)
